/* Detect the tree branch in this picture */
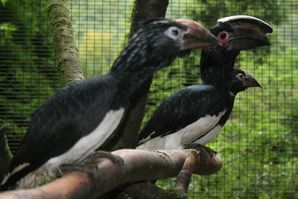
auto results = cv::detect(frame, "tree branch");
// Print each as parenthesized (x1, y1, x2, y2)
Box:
(48, 0, 84, 85)
(0, 149, 222, 199)
(0, 124, 13, 182)
(175, 149, 199, 193)
(122, 182, 187, 199)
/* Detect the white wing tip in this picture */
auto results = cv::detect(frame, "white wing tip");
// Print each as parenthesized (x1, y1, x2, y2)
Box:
(1, 163, 30, 185)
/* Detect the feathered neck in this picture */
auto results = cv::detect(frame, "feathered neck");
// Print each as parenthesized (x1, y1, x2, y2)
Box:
(200, 46, 239, 92)
(109, 31, 177, 96)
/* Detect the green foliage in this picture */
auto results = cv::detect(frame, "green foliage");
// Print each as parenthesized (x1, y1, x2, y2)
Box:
(70, 0, 134, 77)
(0, 0, 58, 138)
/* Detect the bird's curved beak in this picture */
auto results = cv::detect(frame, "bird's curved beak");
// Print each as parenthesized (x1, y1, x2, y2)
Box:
(244, 73, 262, 88)
(175, 19, 218, 50)
(218, 15, 273, 51)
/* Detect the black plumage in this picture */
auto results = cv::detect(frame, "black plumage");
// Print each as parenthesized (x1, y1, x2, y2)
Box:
(1, 18, 216, 190)
(138, 68, 261, 148)
(212, 68, 261, 128)
(137, 15, 271, 150)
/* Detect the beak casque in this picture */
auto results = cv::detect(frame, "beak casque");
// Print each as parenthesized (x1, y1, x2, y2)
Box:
(175, 19, 218, 50)
(217, 15, 273, 50)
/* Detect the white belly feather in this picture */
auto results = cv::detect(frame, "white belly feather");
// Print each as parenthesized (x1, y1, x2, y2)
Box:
(47, 108, 125, 166)
(6, 108, 125, 189)
(194, 125, 222, 145)
(137, 110, 226, 150)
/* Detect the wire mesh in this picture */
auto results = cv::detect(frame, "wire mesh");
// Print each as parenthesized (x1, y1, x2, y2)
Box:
(0, 0, 297, 198)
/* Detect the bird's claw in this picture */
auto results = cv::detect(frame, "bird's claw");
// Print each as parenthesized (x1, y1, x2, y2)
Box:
(183, 143, 217, 158)
(59, 163, 97, 175)
(58, 151, 124, 175)
(85, 151, 124, 168)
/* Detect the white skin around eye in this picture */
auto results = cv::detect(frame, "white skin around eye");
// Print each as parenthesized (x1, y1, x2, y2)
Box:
(164, 26, 182, 40)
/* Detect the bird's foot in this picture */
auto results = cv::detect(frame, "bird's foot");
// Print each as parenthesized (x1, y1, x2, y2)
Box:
(59, 151, 124, 175)
(183, 143, 217, 158)
(59, 163, 97, 175)
(87, 151, 124, 168)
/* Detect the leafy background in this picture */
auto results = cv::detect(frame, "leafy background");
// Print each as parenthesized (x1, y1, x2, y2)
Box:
(0, 0, 297, 198)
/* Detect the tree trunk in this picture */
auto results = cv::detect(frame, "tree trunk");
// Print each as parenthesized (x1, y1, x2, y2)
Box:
(48, 0, 84, 86)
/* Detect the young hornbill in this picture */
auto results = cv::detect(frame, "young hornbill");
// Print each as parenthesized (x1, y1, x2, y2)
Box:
(1, 18, 217, 190)
(137, 15, 272, 150)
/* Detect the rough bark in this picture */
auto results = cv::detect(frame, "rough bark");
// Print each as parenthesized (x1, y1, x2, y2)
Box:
(108, 0, 169, 150)
(121, 145, 221, 199)
(0, 124, 12, 182)
(48, 0, 84, 86)
(122, 182, 187, 199)
(0, 149, 222, 199)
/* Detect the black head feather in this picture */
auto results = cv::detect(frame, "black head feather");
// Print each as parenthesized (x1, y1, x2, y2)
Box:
(200, 44, 237, 91)
(231, 68, 261, 95)
(111, 18, 188, 76)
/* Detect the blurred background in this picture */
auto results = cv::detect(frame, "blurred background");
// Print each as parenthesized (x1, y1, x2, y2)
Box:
(0, 0, 297, 198)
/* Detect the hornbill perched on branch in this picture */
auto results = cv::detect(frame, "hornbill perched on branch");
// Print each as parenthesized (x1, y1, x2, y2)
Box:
(1, 18, 217, 190)
(138, 15, 272, 150)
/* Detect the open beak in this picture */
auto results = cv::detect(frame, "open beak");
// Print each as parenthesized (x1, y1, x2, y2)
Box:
(244, 74, 262, 88)
(218, 15, 273, 51)
(175, 19, 218, 50)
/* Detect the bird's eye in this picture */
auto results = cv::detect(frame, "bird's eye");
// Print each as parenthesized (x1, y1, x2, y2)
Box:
(172, 28, 179, 36)
(217, 31, 229, 45)
(236, 73, 244, 80)
(165, 27, 181, 39)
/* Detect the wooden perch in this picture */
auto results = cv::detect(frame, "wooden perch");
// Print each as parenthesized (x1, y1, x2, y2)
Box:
(122, 182, 187, 199)
(0, 148, 222, 199)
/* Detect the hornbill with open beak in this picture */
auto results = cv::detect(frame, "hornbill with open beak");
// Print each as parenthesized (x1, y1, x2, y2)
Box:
(1, 18, 217, 190)
(137, 15, 271, 150)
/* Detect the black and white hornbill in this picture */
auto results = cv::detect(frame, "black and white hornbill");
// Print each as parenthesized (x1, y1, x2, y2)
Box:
(193, 68, 261, 145)
(137, 69, 261, 149)
(1, 18, 217, 190)
(137, 15, 272, 150)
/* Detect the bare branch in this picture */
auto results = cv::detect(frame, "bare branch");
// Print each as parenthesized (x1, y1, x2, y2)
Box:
(175, 149, 199, 193)
(0, 149, 222, 199)
(48, 0, 84, 86)
(122, 182, 187, 199)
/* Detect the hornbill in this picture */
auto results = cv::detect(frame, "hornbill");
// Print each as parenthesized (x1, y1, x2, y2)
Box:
(137, 15, 272, 150)
(1, 18, 217, 190)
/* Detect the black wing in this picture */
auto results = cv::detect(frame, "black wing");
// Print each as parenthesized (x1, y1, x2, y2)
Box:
(2, 74, 118, 189)
(138, 85, 227, 144)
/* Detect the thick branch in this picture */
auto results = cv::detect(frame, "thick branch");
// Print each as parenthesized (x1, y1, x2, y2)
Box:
(48, 0, 84, 86)
(122, 182, 187, 199)
(175, 149, 199, 193)
(0, 124, 13, 182)
(0, 149, 222, 199)
(108, 0, 169, 150)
